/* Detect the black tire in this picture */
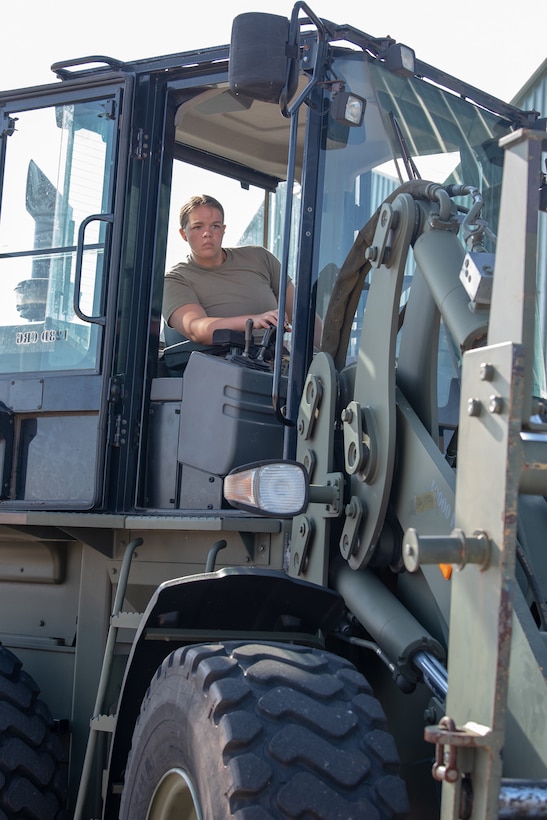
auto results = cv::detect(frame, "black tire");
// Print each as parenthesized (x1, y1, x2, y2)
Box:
(120, 641, 410, 819)
(0, 644, 67, 820)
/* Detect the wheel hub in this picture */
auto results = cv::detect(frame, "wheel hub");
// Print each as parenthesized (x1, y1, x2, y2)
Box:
(147, 768, 202, 820)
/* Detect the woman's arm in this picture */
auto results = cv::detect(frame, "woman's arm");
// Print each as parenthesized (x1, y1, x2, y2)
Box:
(168, 302, 285, 345)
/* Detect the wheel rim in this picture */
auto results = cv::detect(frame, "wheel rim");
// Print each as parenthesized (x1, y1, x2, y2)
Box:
(146, 768, 203, 820)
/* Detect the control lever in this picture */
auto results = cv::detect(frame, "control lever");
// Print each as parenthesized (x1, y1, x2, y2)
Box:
(242, 317, 254, 357)
(256, 322, 276, 361)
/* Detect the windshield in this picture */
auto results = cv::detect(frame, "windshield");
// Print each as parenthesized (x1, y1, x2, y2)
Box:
(371, 63, 508, 231)
(314, 50, 515, 360)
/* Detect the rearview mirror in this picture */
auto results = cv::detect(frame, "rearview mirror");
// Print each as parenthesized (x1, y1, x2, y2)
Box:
(229, 12, 298, 105)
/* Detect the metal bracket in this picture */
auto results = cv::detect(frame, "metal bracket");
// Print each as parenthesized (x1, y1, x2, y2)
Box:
(342, 401, 378, 482)
(1, 114, 17, 138)
(365, 202, 398, 268)
(460, 251, 495, 307)
(339, 495, 365, 559)
(297, 372, 323, 440)
(291, 515, 314, 575)
(307, 471, 343, 517)
(300, 447, 317, 479)
(425, 716, 493, 819)
(426, 716, 491, 782)
(291, 352, 338, 586)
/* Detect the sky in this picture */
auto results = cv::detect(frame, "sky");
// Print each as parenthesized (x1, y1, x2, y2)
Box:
(1, 0, 546, 104)
(1, 0, 545, 267)
(0, 0, 545, 326)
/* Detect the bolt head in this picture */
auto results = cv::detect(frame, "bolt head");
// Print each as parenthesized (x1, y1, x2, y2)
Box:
(480, 362, 495, 381)
(467, 398, 482, 417)
(489, 395, 504, 414)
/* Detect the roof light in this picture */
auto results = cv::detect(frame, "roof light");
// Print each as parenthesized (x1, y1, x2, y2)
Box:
(330, 91, 366, 127)
(224, 461, 308, 517)
(385, 43, 416, 77)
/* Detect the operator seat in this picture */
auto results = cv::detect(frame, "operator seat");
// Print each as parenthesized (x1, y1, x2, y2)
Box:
(161, 324, 239, 376)
(163, 324, 188, 347)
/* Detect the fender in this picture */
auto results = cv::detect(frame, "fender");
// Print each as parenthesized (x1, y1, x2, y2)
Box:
(103, 566, 345, 816)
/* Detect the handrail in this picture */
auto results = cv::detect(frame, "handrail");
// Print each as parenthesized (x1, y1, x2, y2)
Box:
(73, 213, 113, 326)
(272, 2, 330, 427)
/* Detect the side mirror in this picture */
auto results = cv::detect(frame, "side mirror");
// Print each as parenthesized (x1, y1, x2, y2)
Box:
(229, 12, 298, 105)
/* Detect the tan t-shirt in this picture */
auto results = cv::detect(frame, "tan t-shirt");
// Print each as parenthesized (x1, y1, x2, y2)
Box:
(163, 246, 283, 325)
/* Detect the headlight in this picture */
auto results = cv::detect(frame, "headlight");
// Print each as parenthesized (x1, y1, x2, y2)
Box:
(385, 43, 416, 77)
(224, 461, 308, 517)
(330, 91, 366, 127)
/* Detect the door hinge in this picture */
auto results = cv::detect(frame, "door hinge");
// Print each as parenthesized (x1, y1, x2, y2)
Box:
(133, 128, 150, 160)
(112, 414, 129, 448)
(1, 114, 18, 138)
(108, 375, 124, 405)
(99, 99, 117, 120)
(108, 375, 126, 447)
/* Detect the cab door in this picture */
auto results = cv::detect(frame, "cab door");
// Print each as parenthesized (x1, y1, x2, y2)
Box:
(0, 76, 127, 508)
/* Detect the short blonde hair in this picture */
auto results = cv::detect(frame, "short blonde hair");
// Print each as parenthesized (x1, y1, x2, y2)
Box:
(179, 194, 224, 230)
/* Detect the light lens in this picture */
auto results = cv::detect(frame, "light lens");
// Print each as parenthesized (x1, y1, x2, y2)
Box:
(344, 95, 364, 126)
(224, 461, 308, 517)
(330, 91, 365, 127)
(385, 43, 416, 77)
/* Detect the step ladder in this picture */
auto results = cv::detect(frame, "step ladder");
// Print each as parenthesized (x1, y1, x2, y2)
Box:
(73, 537, 143, 820)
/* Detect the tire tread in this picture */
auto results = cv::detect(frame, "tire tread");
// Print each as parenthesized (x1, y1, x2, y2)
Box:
(0, 645, 67, 819)
(121, 641, 409, 819)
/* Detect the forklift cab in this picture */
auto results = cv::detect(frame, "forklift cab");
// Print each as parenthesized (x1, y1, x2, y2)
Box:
(0, 10, 525, 517)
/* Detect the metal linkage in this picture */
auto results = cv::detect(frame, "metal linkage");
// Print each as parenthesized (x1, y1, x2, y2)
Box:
(402, 527, 490, 573)
(427, 717, 547, 818)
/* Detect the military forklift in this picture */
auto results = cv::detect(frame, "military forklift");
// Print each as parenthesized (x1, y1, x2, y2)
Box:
(0, 3, 545, 818)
